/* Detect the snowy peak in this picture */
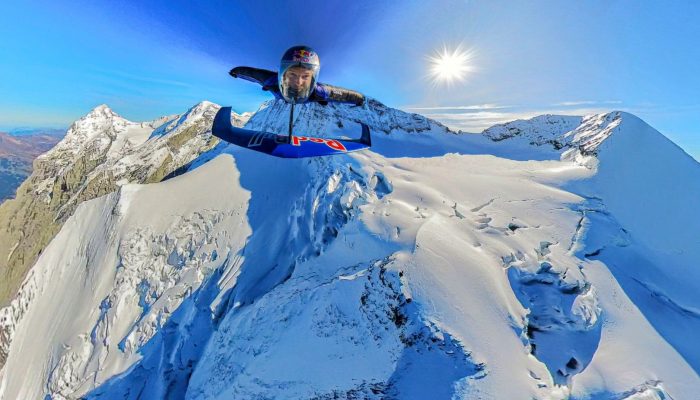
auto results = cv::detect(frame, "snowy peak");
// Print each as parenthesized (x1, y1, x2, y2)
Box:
(482, 114, 583, 145)
(69, 104, 129, 138)
(481, 111, 664, 160)
(48, 105, 132, 160)
(43, 102, 230, 168)
(84, 104, 121, 120)
(560, 111, 699, 168)
(183, 101, 218, 121)
(246, 98, 452, 138)
(563, 111, 623, 155)
(567, 110, 700, 263)
(147, 101, 222, 140)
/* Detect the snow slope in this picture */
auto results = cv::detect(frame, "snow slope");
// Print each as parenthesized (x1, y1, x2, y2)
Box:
(1, 101, 698, 399)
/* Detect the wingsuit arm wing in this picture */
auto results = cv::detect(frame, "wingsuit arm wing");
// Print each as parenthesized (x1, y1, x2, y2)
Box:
(229, 66, 277, 90)
(314, 84, 365, 106)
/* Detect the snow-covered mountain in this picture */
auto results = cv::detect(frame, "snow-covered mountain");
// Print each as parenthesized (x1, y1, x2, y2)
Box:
(0, 102, 249, 368)
(0, 100, 698, 399)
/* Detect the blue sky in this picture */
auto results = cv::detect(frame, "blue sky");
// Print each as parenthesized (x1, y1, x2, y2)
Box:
(1, 1, 698, 159)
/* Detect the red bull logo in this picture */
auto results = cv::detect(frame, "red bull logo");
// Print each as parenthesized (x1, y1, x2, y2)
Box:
(292, 49, 316, 63)
(292, 135, 347, 151)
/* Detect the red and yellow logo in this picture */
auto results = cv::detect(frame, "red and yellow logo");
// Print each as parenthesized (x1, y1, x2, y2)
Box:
(292, 49, 316, 63)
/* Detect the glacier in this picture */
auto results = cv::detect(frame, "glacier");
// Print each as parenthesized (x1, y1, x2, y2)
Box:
(0, 99, 698, 399)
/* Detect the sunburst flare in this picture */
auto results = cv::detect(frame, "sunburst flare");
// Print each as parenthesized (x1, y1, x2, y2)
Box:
(428, 45, 474, 86)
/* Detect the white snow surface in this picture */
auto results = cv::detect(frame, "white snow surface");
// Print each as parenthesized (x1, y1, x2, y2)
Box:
(1, 102, 699, 399)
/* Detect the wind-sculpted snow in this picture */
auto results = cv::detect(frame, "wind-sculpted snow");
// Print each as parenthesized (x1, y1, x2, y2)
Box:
(86, 139, 406, 399)
(187, 258, 484, 399)
(1, 102, 700, 400)
(569, 197, 700, 375)
(508, 264, 602, 386)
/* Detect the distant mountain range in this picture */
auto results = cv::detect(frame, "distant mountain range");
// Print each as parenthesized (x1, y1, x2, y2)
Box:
(4, 127, 65, 137)
(0, 129, 64, 201)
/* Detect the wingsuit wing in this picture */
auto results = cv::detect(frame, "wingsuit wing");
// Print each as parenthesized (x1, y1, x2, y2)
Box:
(212, 107, 371, 158)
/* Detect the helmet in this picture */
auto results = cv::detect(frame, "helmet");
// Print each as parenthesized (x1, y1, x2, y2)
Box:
(279, 45, 320, 103)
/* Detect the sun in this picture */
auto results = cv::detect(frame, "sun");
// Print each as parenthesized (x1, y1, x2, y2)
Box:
(428, 45, 473, 86)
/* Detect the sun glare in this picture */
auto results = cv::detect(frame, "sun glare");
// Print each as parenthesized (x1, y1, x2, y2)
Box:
(428, 45, 473, 86)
